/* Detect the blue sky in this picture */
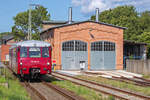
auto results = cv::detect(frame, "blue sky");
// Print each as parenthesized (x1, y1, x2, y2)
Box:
(0, 0, 150, 33)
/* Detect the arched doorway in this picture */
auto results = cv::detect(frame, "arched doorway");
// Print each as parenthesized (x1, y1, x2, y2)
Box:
(90, 41, 116, 70)
(61, 40, 88, 70)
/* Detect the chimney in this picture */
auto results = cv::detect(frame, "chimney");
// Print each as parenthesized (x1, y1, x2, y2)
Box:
(96, 8, 99, 22)
(68, 7, 72, 24)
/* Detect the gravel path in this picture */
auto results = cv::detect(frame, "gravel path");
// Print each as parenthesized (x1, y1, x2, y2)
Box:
(30, 83, 69, 100)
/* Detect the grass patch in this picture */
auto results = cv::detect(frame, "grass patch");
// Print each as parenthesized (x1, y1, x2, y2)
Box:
(51, 79, 115, 100)
(0, 68, 30, 100)
(0, 76, 6, 83)
(76, 75, 150, 96)
(142, 74, 150, 79)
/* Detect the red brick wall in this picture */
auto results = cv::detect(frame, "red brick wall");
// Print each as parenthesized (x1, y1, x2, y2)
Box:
(1, 45, 11, 62)
(43, 22, 124, 70)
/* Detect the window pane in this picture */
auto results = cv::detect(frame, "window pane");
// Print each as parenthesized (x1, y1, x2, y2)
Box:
(20, 47, 27, 57)
(42, 47, 49, 57)
(29, 47, 41, 58)
(91, 42, 102, 51)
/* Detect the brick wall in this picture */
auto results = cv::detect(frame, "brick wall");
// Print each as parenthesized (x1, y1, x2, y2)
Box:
(1, 45, 11, 62)
(42, 22, 124, 70)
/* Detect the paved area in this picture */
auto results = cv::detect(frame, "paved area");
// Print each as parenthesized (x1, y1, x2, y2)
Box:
(55, 70, 143, 78)
(55, 70, 83, 76)
(86, 70, 143, 78)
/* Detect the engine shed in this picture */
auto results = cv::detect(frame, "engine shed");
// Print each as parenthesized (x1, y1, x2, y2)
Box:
(40, 8, 125, 70)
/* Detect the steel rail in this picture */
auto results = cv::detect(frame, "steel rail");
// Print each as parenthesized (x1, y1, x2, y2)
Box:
(42, 82, 85, 100)
(52, 72, 150, 100)
(84, 71, 150, 87)
(6, 64, 84, 100)
(51, 73, 127, 100)
(134, 76, 150, 83)
(24, 82, 47, 100)
(5, 65, 47, 100)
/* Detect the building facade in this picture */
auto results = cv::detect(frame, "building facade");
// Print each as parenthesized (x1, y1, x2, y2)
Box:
(1, 35, 15, 62)
(41, 20, 125, 70)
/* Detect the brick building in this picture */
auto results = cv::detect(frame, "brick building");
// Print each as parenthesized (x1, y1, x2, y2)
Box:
(40, 8, 126, 70)
(1, 35, 15, 62)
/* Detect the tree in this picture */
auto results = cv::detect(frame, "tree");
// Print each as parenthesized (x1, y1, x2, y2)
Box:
(139, 11, 150, 33)
(12, 6, 50, 40)
(138, 32, 150, 58)
(0, 32, 11, 44)
(91, 5, 141, 41)
(0, 32, 11, 39)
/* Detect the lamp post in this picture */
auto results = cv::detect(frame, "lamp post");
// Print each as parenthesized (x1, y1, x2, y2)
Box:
(28, 4, 41, 40)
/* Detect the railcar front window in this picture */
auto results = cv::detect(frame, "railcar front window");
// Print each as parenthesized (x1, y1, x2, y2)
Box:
(29, 47, 41, 58)
(42, 47, 49, 57)
(20, 47, 27, 57)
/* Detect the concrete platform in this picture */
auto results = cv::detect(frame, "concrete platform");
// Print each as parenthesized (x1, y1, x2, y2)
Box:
(55, 70, 83, 76)
(117, 70, 143, 78)
(55, 70, 143, 79)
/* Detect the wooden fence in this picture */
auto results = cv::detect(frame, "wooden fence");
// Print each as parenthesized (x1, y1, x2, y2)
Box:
(126, 59, 150, 75)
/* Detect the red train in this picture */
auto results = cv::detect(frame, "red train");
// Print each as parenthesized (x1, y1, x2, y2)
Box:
(9, 40, 52, 80)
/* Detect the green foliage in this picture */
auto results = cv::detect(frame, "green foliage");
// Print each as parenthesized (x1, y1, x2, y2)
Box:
(0, 32, 11, 38)
(0, 69, 30, 100)
(139, 11, 150, 32)
(12, 6, 50, 40)
(138, 32, 150, 58)
(108, 96, 115, 100)
(91, 5, 150, 58)
(0, 77, 6, 83)
(91, 5, 141, 40)
(0, 32, 11, 43)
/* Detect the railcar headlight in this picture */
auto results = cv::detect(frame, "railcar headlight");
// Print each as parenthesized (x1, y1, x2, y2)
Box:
(47, 62, 50, 65)
(20, 62, 22, 65)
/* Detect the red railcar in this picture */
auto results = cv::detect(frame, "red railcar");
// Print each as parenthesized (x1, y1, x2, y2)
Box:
(9, 40, 51, 79)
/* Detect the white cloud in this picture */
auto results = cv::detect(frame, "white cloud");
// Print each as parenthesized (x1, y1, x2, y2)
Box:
(71, 0, 150, 14)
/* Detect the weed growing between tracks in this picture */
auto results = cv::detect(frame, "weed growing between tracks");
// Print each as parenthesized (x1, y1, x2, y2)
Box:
(77, 75, 150, 96)
(0, 68, 30, 100)
(52, 79, 115, 100)
(143, 74, 150, 79)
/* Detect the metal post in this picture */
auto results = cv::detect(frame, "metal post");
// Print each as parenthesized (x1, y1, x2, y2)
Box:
(28, 5, 32, 40)
(28, 4, 41, 40)
(74, 40, 76, 69)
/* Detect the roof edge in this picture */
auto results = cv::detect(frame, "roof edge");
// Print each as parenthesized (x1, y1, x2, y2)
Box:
(40, 20, 127, 35)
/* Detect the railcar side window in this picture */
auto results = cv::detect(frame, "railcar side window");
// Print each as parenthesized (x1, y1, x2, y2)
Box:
(29, 47, 41, 58)
(20, 47, 27, 57)
(42, 47, 49, 57)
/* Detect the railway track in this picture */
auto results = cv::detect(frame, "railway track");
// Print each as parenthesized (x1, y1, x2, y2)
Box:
(24, 82, 47, 100)
(5, 64, 85, 100)
(5, 65, 46, 100)
(41, 81, 85, 100)
(84, 71, 150, 87)
(52, 71, 150, 100)
(23, 79, 85, 100)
